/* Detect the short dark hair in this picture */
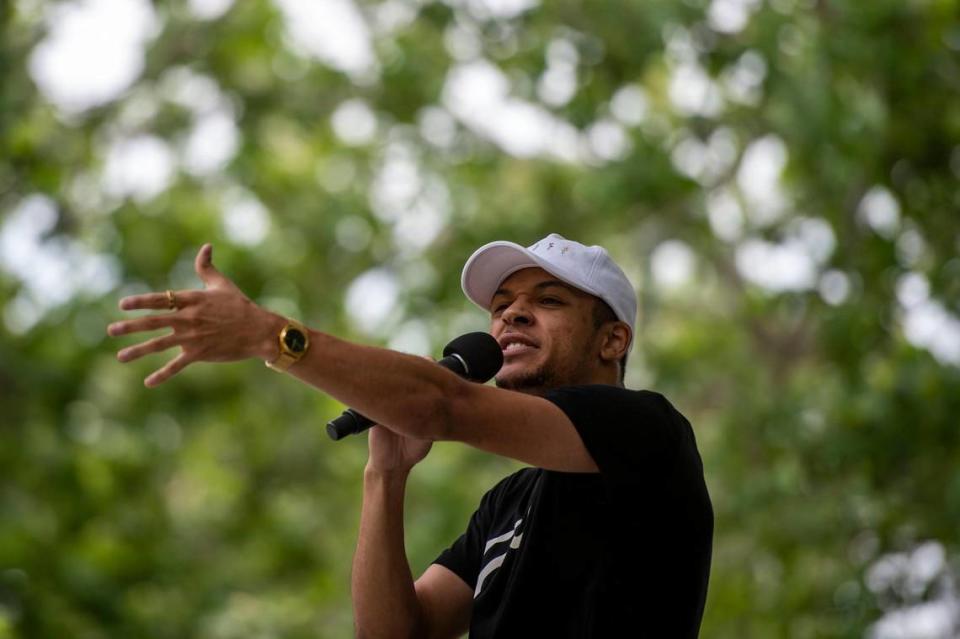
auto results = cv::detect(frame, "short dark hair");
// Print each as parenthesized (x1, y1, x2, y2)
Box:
(591, 299, 628, 384)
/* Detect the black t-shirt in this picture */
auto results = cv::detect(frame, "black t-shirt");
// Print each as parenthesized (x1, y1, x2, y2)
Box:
(434, 385, 713, 638)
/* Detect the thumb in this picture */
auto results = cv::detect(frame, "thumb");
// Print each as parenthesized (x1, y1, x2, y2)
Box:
(194, 243, 228, 287)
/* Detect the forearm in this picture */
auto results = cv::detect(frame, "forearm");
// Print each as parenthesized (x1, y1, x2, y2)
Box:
(274, 324, 460, 440)
(352, 468, 424, 639)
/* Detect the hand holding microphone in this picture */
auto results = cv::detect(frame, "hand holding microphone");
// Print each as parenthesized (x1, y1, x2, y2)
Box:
(326, 332, 504, 441)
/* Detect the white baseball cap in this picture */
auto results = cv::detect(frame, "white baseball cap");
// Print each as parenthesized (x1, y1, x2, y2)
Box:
(461, 233, 637, 350)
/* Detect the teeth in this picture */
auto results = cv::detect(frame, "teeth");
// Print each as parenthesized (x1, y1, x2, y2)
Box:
(504, 341, 534, 352)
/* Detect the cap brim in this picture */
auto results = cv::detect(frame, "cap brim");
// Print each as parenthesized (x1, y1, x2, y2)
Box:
(461, 240, 603, 312)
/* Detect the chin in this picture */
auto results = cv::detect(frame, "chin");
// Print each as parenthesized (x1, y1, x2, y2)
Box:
(494, 364, 552, 394)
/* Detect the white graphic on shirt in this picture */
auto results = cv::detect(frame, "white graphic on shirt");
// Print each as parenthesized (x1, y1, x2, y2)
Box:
(475, 518, 524, 597)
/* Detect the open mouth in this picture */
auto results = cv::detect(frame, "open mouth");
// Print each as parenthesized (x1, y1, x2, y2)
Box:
(503, 343, 536, 356)
(498, 334, 539, 357)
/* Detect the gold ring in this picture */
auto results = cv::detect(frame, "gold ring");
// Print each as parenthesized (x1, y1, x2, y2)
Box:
(166, 290, 177, 310)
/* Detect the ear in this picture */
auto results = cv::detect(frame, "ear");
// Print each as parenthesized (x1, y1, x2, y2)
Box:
(599, 322, 631, 363)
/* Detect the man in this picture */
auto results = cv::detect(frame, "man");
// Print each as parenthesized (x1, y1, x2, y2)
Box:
(109, 233, 713, 637)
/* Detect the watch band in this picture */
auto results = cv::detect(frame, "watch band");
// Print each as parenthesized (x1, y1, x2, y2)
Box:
(266, 349, 300, 372)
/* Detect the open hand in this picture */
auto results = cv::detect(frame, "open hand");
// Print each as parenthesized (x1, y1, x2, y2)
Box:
(108, 244, 283, 387)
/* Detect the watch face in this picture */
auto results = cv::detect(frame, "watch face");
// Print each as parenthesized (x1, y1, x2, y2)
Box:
(283, 328, 307, 353)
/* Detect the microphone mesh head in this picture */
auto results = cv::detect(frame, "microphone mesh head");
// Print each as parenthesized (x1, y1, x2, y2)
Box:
(442, 332, 503, 382)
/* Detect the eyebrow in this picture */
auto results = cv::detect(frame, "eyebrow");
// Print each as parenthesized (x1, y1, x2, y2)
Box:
(492, 279, 578, 301)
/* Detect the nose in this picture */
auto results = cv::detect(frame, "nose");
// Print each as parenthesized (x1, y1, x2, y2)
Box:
(501, 297, 534, 326)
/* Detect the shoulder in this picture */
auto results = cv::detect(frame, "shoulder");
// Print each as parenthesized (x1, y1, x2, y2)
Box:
(542, 385, 700, 475)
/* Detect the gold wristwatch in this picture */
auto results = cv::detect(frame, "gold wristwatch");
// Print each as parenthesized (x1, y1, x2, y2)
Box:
(265, 319, 310, 372)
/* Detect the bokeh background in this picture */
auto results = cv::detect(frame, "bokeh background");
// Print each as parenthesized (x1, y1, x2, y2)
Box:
(2, 0, 960, 637)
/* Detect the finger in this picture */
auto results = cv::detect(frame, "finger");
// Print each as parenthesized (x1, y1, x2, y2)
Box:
(107, 314, 176, 337)
(194, 243, 228, 288)
(117, 332, 181, 363)
(119, 290, 201, 311)
(145, 352, 192, 387)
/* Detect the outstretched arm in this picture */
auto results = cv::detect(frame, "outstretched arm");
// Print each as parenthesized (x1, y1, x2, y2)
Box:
(108, 244, 464, 436)
(109, 244, 597, 472)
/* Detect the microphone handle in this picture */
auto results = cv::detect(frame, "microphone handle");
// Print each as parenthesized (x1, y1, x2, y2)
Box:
(326, 354, 468, 441)
(326, 408, 373, 441)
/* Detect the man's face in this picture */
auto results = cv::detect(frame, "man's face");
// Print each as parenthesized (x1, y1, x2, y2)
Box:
(488, 267, 603, 394)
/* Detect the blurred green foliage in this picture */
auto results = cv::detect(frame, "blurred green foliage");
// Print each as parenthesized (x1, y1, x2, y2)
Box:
(2, 0, 959, 637)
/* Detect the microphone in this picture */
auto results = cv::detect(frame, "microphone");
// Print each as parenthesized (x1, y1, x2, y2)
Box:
(326, 332, 504, 441)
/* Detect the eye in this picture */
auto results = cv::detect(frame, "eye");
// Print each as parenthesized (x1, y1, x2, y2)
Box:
(541, 296, 562, 305)
(491, 303, 508, 315)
